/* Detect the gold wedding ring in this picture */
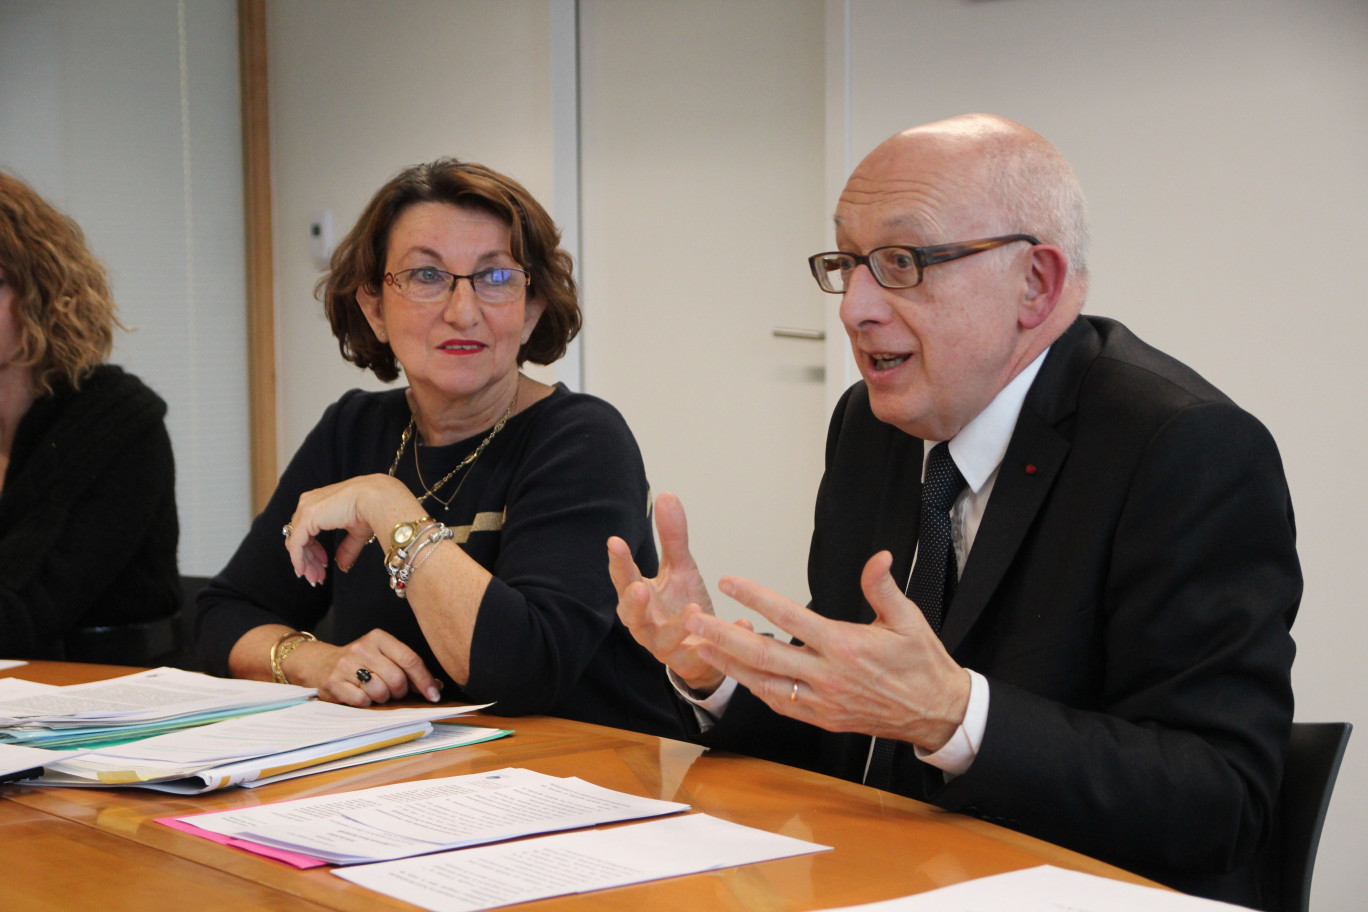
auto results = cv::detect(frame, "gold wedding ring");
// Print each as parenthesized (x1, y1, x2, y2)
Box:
(790, 679, 800, 702)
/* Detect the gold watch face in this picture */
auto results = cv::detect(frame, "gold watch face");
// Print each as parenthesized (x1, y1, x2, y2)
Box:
(392, 522, 418, 547)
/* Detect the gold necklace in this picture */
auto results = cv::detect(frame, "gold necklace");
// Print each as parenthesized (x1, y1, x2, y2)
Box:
(390, 388, 517, 511)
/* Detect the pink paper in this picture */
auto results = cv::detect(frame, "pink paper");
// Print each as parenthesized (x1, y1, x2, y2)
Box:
(157, 815, 327, 868)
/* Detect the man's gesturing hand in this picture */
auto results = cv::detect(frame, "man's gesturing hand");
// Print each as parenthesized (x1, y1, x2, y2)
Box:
(684, 550, 970, 751)
(609, 492, 748, 696)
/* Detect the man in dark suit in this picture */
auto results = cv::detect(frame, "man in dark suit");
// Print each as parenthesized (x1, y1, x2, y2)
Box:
(608, 114, 1299, 907)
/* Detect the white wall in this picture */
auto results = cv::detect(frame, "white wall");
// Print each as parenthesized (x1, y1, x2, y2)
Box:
(267, 0, 557, 468)
(0, 0, 250, 575)
(839, 1, 1367, 908)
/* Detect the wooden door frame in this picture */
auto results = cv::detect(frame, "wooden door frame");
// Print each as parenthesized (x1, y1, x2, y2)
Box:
(238, 0, 275, 513)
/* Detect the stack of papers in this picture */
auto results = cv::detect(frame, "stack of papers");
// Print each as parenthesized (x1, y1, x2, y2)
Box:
(0, 667, 505, 792)
(0, 667, 316, 749)
(244, 722, 512, 789)
(38, 700, 491, 793)
(169, 766, 829, 912)
(0, 742, 90, 783)
(336, 813, 830, 912)
(170, 766, 691, 863)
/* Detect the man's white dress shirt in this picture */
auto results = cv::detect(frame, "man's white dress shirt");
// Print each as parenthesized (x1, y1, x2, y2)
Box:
(677, 350, 1049, 781)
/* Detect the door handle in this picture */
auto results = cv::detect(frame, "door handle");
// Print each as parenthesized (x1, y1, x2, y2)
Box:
(772, 327, 825, 341)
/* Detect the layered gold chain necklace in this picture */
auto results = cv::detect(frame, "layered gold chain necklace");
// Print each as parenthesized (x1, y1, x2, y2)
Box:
(386, 387, 517, 511)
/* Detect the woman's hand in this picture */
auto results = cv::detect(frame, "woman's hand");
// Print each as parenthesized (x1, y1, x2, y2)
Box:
(282, 474, 421, 585)
(283, 628, 443, 705)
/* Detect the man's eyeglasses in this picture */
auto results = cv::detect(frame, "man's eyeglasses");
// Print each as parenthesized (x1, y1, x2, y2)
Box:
(807, 234, 1040, 294)
(384, 265, 531, 305)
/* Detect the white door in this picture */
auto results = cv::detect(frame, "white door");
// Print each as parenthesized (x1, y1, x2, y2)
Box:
(578, 0, 831, 616)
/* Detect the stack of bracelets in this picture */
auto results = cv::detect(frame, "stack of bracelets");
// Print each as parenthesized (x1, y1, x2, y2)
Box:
(384, 517, 455, 599)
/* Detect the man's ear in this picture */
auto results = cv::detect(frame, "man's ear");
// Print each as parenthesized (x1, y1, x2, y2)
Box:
(356, 284, 386, 340)
(1019, 244, 1068, 330)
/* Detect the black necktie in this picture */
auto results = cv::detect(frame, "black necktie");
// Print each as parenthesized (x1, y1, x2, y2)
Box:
(906, 441, 968, 635)
(865, 441, 966, 790)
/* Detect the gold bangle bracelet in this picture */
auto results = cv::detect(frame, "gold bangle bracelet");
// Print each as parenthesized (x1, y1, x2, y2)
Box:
(270, 631, 316, 684)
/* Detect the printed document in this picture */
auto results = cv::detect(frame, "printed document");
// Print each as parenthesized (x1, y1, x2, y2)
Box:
(176, 767, 689, 864)
(0, 677, 49, 700)
(0, 667, 313, 728)
(335, 813, 830, 912)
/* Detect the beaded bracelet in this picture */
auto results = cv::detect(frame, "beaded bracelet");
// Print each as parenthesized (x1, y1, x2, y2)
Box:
(400, 526, 455, 593)
(386, 522, 454, 598)
(385, 518, 438, 572)
(270, 630, 316, 684)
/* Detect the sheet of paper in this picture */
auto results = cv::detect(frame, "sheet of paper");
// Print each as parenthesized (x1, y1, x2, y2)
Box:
(0, 678, 57, 701)
(178, 767, 689, 864)
(0, 659, 32, 672)
(335, 813, 830, 912)
(0, 743, 89, 782)
(812, 865, 1249, 911)
(174, 769, 561, 844)
(0, 667, 314, 726)
(46, 702, 477, 776)
(244, 722, 511, 788)
(338, 774, 684, 847)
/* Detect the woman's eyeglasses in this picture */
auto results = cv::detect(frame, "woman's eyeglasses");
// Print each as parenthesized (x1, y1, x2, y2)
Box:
(384, 266, 530, 305)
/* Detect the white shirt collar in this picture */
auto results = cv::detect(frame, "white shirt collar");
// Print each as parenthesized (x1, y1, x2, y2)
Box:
(932, 348, 1050, 493)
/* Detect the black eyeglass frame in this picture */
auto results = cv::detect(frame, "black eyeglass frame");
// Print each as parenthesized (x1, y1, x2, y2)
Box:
(383, 265, 532, 304)
(807, 234, 1041, 293)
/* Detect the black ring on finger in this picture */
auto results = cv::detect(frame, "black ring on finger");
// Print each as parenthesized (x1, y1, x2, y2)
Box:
(356, 667, 373, 684)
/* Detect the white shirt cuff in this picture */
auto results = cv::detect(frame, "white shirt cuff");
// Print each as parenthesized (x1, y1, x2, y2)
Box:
(913, 668, 989, 779)
(667, 668, 738, 732)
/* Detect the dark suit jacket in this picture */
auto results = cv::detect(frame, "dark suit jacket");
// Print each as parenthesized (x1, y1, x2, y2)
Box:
(706, 316, 1299, 906)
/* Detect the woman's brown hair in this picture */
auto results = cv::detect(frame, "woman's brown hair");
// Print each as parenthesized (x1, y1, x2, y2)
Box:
(320, 159, 580, 383)
(0, 172, 121, 393)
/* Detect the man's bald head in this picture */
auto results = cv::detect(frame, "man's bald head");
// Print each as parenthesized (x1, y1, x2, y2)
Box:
(831, 115, 1088, 440)
(854, 114, 1090, 297)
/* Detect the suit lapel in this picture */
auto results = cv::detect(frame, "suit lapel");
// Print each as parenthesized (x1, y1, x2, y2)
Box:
(940, 407, 1068, 650)
(939, 318, 1099, 652)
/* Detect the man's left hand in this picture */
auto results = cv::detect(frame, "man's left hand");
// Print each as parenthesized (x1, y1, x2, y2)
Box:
(685, 550, 972, 751)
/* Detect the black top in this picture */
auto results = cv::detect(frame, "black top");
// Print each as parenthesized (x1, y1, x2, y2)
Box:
(0, 364, 180, 658)
(194, 384, 686, 739)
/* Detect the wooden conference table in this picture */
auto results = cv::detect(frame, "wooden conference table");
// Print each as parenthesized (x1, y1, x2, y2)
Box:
(1, 662, 1157, 911)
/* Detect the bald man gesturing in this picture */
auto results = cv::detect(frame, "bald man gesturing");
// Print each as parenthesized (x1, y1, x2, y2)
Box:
(610, 114, 1298, 907)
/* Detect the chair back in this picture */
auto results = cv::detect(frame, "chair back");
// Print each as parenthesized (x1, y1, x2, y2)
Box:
(63, 575, 211, 669)
(1271, 721, 1352, 912)
(168, 574, 212, 670)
